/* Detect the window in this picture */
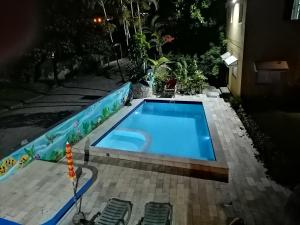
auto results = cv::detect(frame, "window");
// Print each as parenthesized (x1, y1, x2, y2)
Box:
(291, 0, 300, 20)
(239, 3, 244, 23)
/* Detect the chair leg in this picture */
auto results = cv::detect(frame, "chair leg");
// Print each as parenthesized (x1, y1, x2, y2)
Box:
(136, 217, 144, 225)
(124, 202, 132, 225)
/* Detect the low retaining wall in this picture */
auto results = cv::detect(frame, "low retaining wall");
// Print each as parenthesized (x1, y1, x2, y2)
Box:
(0, 83, 131, 181)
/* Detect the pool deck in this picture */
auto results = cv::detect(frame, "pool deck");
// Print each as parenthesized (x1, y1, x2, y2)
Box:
(0, 95, 291, 225)
(65, 95, 290, 225)
(0, 160, 92, 224)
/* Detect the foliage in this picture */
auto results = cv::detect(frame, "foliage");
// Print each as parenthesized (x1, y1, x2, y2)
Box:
(174, 0, 219, 28)
(46, 133, 61, 144)
(228, 96, 242, 110)
(190, 3, 205, 24)
(198, 31, 227, 82)
(156, 0, 225, 56)
(5, 0, 116, 83)
(178, 70, 207, 94)
(24, 145, 36, 160)
(90, 121, 98, 130)
(112, 102, 121, 112)
(149, 56, 172, 93)
(82, 122, 91, 135)
(148, 56, 171, 74)
(128, 33, 151, 84)
(151, 54, 207, 95)
(100, 107, 111, 121)
(143, 15, 172, 56)
(129, 33, 150, 66)
(199, 44, 223, 78)
(153, 67, 171, 93)
(127, 63, 149, 85)
(47, 149, 65, 162)
(68, 131, 82, 145)
(81, 33, 112, 56)
(171, 54, 207, 94)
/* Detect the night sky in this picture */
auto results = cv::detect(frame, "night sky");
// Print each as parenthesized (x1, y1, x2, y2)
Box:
(0, 0, 37, 62)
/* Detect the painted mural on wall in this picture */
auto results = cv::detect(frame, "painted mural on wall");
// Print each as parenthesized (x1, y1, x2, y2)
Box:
(0, 83, 131, 181)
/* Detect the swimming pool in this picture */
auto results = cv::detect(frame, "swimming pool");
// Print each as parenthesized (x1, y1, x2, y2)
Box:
(93, 100, 215, 161)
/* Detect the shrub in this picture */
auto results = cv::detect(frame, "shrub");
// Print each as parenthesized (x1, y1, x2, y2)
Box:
(171, 54, 207, 94)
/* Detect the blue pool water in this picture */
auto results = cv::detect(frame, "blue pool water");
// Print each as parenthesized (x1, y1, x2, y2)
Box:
(93, 100, 215, 161)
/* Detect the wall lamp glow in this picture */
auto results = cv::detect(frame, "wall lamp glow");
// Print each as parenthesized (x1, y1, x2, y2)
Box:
(232, 0, 238, 4)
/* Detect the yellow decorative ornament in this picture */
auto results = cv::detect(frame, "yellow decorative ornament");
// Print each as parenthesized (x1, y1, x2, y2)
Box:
(18, 155, 29, 167)
(4, 158, 16, 168)
(0, 164, 7, 176)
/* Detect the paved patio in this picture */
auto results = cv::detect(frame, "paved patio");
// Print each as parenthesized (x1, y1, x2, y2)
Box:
(0, 161, 92, 225)
(0, 94, 292, 225)
(59, 95, 291, 225)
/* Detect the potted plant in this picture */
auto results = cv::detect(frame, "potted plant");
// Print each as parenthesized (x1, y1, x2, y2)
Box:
(128, 62, 153, 98)
(128, 33, 152, 98)
(148, 56, 171, 95)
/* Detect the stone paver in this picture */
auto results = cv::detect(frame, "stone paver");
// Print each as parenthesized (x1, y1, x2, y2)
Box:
(0, 160, 92, 225)
(59, 95, 291, 225)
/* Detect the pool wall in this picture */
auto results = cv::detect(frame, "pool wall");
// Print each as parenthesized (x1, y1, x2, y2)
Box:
(0, 83, 131, 181)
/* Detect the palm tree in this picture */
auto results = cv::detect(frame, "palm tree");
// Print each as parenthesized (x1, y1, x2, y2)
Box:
(133, 0, 158, 34)
(99, 0, 114, 43)
(143, 15, 166, 56)
(120, 0, 131, 46)
(97, 0, 125, 81)
(130, 0, 137, 33)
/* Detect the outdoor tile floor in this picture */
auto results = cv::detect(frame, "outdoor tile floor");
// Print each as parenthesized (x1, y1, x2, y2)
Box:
(0, 95, 292, 225)
(0, 161, 92, 225)
(60, 95, 291, 225)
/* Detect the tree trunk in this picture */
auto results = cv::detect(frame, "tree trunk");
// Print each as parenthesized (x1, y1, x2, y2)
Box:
(158, 45, 163, 57)
(130, 0, 137, 34)
(137, 1, 142, 33)
(52, 57, 59, 86)
(100, 0, 114, 43)
(120, 0, 129, 46)
(126, 21, 131, 39)
(123, 22, 128, 46)
(100, 0, 124, 82)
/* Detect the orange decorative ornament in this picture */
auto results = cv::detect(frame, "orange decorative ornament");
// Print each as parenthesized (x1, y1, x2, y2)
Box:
(65, 142, 76, 181)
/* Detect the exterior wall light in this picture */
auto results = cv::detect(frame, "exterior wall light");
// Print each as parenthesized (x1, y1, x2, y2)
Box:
(221, 52, 238, 67)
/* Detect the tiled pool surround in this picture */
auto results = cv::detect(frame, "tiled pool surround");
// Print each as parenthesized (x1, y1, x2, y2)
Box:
(81, 99, 228, 182)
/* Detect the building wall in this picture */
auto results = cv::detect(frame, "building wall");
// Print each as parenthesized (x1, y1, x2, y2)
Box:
(241, 0, 300, 98)
(226, 0, 247, 96)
